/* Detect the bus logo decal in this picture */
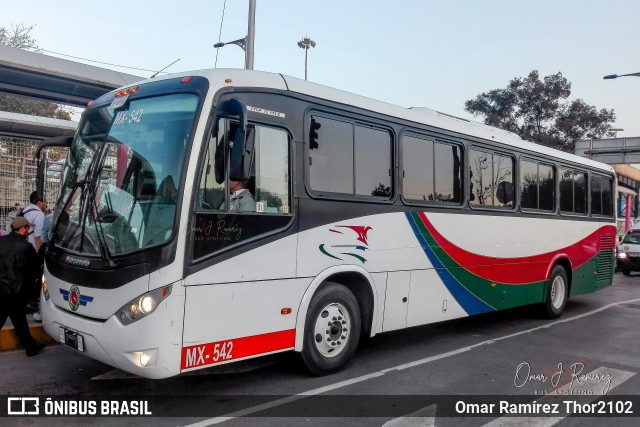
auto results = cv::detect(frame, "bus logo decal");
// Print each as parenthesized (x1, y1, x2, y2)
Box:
(246, 105, 285, 118)
(60, 286, 94, 311)
(319, 225, 372, 263)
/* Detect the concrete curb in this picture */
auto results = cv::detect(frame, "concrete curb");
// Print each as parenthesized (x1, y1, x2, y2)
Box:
(0, 325, 56, 351)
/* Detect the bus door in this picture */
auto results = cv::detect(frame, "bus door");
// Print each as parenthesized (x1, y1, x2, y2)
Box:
(182, 99, 297, 367)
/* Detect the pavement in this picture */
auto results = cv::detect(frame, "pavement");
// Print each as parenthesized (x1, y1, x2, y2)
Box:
(0, 311, 56, 351)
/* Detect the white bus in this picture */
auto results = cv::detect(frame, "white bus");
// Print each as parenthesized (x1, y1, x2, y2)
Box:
(40, 69, 616, 379)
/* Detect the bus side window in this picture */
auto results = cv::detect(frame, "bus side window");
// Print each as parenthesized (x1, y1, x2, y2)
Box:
(253, 126, 290, 214)
(197, 121, 290, 215)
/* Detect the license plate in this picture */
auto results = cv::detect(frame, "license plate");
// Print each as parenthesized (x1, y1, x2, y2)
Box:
(59, 328, 84, 352)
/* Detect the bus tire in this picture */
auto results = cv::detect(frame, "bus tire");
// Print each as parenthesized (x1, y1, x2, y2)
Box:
(542, 265, 569, 319)
(301, 282, 361, 376)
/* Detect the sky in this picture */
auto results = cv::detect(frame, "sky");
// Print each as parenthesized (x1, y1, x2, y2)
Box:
(2, 0, 640, 137)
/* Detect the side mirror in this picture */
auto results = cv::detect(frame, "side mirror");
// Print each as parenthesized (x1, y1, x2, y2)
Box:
(35, 135, 73, 200)
(229, 126, 254, 182)
(214, 99, 248, 183)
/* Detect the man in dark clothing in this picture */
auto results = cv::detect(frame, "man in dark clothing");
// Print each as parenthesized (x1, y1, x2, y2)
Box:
(0, 217, 46, 356)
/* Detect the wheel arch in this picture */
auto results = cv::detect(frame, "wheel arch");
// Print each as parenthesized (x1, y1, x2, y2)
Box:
(546, 255, 573, 294)
(294, 265, 378, 352)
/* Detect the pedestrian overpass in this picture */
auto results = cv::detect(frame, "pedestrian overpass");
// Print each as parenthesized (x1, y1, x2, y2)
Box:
(0, 44, 141, 107)
(0, 45, 142, 212)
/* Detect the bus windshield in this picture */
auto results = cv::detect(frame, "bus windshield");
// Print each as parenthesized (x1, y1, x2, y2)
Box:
(51, 92, 199, 257)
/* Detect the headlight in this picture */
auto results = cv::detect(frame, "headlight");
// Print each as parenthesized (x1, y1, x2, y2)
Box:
(618, 252, 627, 259)
(139, 296, 155, 314)
(42, 274, 50, 300)
(117, 286, 172, 325)
(139, 352, 151, 367)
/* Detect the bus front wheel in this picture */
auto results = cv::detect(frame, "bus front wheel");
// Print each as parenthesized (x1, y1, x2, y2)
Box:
(301, 282, 361, 376)
(542, 265, 568, 319)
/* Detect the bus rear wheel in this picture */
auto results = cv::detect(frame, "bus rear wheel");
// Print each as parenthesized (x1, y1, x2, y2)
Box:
(542, 265, 568, 319)
(301, 282, 361, 376)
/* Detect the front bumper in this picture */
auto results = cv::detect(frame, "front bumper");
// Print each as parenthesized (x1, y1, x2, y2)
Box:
(617, 256, 640, 272)
(41, 291, 184, 379)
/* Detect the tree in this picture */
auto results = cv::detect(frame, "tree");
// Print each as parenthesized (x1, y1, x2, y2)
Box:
(0, 23, 40, 51)
(0, 23, 71, 120)
(464, 70, 615, 153)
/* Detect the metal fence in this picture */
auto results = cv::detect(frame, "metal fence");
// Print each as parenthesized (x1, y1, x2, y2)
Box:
(0, 138, 67, 219)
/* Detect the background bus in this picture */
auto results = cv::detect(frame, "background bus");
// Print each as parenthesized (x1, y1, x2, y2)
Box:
(39, 69, 616, 379)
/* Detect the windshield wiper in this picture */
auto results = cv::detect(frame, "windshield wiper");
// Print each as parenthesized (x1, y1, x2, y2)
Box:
(49, 179, 87, 247)
(87, 183, 116, 268)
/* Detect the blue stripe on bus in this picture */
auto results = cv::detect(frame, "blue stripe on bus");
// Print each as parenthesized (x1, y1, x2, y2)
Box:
(405, 212, 495, 315)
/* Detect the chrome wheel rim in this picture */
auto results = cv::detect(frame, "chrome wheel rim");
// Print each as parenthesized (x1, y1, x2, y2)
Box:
(312, 302, 351, 358)
(550, 275, 566, 309)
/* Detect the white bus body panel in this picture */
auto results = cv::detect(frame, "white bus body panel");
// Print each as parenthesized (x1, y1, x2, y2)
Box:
(184, 234, 297, 286)
(428, 213, 605, 257)
(180, 234, 299, 372)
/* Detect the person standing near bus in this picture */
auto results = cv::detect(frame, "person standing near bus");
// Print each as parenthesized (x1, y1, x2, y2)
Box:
(0, 217, 46, 357)
(22, 192, 46, 321)
(23, 192, 46, 252)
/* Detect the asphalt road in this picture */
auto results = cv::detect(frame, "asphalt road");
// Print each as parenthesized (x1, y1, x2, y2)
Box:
(2, 272, 640, 427)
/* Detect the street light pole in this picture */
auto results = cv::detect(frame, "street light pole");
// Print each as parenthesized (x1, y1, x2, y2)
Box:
(213, 0, 256, 70)
(297, 37, 316, 81)
(603, 72, 640, 79)
(245, 0, 255, 70)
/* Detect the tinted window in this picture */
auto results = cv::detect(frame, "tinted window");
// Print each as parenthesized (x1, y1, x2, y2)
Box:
(560, 169, 573, 212)
(592, 176, 613, 217)
(402, 135, 462, 204)
(520, 159, 555, 212)
(402, 136, 434, 201)
(192, 119, 292, 260)
(575, 172, 587, 214)
(309, 116, 353, 194)
(539, 164, 555, 211)
(560, 169, 587, 215)
(469, 149, 513, 208)
(355, 125, 392, 197)
(434, 142, 462, 203)
(591, 176, 602, 215)
(602, 178, 613, 216)
(469, 149, 492, 206)
(254, 127, 291, 213)
(308, 115, 392, 198)
(494, 155, 514, 207)
(520, 160, 538, 209)
(198, 120, 290, 214)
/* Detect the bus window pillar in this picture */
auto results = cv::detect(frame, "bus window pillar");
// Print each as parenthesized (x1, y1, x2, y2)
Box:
(626, 194, 633, 232)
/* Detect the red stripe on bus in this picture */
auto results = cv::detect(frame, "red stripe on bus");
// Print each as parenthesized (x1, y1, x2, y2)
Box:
(181, 329, 295, 370)
(416, 212, 615, 284)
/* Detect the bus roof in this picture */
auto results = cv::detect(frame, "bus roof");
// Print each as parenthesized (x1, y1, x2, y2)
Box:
(137, 68, 614, 174)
